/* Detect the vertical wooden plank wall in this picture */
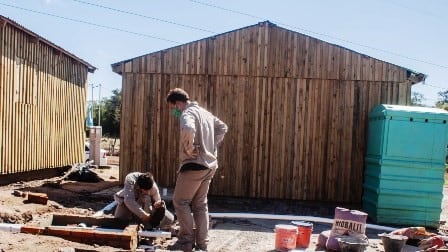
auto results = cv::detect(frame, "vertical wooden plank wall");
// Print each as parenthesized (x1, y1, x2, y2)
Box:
(118, 22, 413, 203)
(0, 22, 87, 175)
(0, 20, 5, 175)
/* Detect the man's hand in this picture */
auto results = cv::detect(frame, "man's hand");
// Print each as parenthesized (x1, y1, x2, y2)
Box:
(191, 145, 199, 158)
(150, 205, 166, 227)
(154, 200, 166, 209)
(184, 145, 199, 159)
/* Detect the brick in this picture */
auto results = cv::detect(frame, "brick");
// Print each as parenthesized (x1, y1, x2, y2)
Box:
(26, 192, 48, 205)
(20, 226, 46, 235)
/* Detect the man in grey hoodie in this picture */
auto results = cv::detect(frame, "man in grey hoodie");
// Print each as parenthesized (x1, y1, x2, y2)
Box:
(114, 172, 174, 229)
(166, 88, 228, 251)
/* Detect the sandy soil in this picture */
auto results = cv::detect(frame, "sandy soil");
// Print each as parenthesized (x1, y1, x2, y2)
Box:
(0, 156, 445, 252)
(0, 157, 121, 252)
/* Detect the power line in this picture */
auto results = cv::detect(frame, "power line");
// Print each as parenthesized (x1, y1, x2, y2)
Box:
(417, 82, 448, 90)
(189, 0, 263, 20)
(71, 0, 216, 34)
(0, 2, 180, 44)
(385, 0, 443, 20)
(188, 0, 448, 70)
(2, 1, 446, 70)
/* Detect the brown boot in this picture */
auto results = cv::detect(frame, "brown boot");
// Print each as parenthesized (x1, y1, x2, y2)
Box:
(167, 242, 193, 252)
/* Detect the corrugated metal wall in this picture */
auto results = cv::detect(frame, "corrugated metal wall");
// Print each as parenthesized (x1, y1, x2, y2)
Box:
(0, 20, 88, 175)
(115, 21, 412, 203)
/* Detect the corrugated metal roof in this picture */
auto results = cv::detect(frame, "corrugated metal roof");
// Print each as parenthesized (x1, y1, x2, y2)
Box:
(0, 15, 96, 73)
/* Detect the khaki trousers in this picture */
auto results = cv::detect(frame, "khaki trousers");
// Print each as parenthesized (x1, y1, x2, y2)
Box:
(173, 168, 216, 249)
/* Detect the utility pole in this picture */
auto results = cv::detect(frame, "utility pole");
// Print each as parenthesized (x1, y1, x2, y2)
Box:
(89, 83, 100, 126)
(90, 84, 95, 125)
(98, 84, 102, 126)
(91, 84, 94, 106)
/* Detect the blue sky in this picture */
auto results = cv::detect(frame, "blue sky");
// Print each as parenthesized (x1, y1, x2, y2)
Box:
(0, 0, 446, 106)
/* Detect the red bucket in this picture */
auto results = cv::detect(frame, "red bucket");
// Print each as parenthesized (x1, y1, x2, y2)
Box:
(292, 221, 313, 248)
(275, 224, 298, 251)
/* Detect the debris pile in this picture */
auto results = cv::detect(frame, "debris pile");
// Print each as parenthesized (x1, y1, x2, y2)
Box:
(64, 163, 104, 183)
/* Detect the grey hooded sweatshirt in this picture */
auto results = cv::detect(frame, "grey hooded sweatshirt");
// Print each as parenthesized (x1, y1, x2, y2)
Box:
(179, 101, 228, 170)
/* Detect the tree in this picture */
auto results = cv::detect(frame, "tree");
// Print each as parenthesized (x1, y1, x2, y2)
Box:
(102, 89, 121, 154)
(87, 89, 121, 154)
(436, 90, 448, 111)
(101, 89, 121, 137)
(411, 92, 425, 106)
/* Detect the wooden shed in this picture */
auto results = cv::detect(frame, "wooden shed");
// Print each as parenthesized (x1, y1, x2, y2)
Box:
(0, 15, 95, 177)
(112, 21, 425, 203)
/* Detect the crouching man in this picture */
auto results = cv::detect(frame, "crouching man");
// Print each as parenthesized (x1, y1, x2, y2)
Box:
(114, 172, 174, 229)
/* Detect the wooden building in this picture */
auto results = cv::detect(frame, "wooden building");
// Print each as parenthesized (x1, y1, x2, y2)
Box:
(0, 15, 95, 176)
(112, 21, 425, 203)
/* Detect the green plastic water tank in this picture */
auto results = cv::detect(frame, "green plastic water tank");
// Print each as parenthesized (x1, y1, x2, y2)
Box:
(363, 104, 448, 227)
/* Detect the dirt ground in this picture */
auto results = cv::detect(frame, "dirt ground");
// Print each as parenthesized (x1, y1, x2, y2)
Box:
(0, 156, 445, 251)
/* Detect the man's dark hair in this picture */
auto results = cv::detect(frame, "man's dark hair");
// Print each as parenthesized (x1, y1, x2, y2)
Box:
(166, 88, 190, 103)
(136, 172, 155, 190)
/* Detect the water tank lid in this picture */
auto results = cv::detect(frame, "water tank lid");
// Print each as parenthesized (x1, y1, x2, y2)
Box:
(369, 104, 448, 119)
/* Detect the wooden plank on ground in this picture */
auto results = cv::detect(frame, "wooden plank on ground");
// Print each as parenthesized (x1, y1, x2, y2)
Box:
(21, 224, 137, 249)
(51, 214, 128, 229)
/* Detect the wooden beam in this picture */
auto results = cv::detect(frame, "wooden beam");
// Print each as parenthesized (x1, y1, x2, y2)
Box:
(21, 224, 138, 250)
(51, 214, 128, 229)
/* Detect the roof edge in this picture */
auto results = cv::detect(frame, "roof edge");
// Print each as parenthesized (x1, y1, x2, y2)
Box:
(1, 15, 96, 73)
(111, 20, 427, 81)
(110, 21, 273, 74)
(406, 70, 426, 85)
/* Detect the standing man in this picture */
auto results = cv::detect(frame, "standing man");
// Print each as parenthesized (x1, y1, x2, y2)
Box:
(166, 88, 228, 251)
(114, 172, 174, 230)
